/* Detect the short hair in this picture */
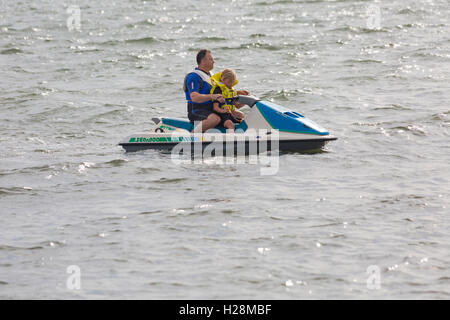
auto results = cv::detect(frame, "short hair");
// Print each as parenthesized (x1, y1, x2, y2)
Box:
(221, 68, 237, 83)
(196, 49, 211, 65)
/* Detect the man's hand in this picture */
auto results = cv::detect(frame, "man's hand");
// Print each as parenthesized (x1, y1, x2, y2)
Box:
(212, 93, 225, 104)
(237, 90, 249, 95)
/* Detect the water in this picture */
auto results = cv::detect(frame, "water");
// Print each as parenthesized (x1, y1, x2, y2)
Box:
(1, 0, 449, 299)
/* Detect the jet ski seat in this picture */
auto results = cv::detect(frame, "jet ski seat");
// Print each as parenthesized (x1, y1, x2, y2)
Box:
(162, 118, 194, 131)
(162, 118, 248, 133)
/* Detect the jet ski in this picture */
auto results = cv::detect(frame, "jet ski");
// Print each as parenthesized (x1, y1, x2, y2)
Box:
(119, 95, 337, 154)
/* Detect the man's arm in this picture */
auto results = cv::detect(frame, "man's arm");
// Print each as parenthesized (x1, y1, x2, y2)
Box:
(235, 89, 249, 107)
(190, 91, 224, 104)
(237, 90, 249, 95)
(187, 74, 225, 103)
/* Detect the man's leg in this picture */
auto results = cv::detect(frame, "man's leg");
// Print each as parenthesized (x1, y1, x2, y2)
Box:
(193, 113, 220, 133)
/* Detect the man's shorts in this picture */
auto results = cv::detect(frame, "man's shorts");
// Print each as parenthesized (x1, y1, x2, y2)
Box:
(187, 103, 214, 122)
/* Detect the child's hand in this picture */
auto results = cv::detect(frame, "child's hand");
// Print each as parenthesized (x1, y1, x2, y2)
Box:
(232, 110, 245, 118)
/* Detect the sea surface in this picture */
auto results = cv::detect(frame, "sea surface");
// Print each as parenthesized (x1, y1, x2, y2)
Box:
(0, 0, 449, 299)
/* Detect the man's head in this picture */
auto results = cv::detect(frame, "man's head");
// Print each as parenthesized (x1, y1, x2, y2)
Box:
(196, 49, 214, 72)
(220, 68, 237, 88)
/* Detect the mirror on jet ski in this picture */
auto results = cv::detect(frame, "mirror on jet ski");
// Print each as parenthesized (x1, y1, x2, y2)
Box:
(235, 95, 260, 107)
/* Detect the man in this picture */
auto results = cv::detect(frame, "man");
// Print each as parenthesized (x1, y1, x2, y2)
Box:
(184, 49, 224, 133)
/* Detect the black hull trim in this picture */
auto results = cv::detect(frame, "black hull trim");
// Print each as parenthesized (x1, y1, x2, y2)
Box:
(119, 138, 337, 154)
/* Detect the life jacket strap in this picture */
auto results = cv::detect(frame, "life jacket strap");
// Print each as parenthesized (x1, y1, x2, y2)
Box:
(183, 70, 212, 93)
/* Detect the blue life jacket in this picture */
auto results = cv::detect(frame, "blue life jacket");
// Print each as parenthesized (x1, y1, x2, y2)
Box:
(183, 68, 212, 106)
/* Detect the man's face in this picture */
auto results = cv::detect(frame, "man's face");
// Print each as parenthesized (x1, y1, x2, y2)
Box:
(202, 52, 214, 71)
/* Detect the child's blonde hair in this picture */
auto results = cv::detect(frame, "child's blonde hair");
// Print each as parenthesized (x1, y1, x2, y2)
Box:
(221, 68, 237, 83)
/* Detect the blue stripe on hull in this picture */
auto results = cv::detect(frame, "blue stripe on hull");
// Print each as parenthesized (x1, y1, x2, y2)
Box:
(256, 101, 329, 135)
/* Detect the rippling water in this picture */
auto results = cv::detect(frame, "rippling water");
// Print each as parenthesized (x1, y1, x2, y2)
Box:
(1, 0, 449, 299)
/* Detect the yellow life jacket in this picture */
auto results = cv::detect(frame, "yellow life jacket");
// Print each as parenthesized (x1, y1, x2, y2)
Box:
(210, 72, 238, 111)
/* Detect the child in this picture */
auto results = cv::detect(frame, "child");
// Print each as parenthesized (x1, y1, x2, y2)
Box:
(210, 68, 246, 132)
